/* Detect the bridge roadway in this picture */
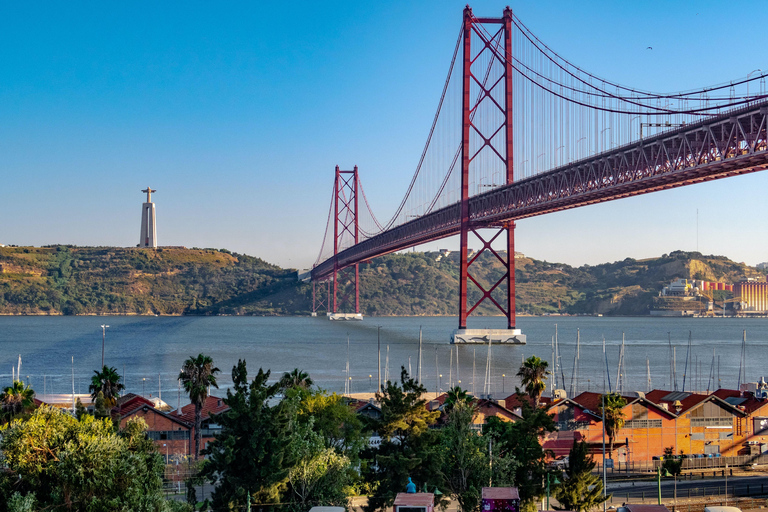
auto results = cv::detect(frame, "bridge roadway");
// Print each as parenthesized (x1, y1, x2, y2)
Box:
(313, 101, 768, 281)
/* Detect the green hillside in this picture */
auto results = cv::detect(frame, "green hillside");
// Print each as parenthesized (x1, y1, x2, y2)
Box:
(0, 246, 764, 316)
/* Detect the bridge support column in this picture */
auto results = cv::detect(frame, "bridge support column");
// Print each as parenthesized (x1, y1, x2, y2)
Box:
(330, 165, 363, 321)
(311, 279, 332, 317)
(452, 6, 524, 345)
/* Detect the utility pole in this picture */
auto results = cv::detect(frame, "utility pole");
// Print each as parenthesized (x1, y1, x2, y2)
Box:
(417, 326, 423, 383)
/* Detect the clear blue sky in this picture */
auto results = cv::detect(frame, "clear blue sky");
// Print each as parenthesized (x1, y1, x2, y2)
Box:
(2, 1, 767, 269)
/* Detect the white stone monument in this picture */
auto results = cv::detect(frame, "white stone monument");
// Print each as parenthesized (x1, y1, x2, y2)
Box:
(139, 187, 157, 248)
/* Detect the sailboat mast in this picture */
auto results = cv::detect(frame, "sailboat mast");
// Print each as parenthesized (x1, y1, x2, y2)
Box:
(435, 347, 439, 396)
(484, 335, 492, 398)
(346, 335, 350, 395)
(738, 330, 747, 390)
(646, 357, 651, 392)
(668, 332, 674, 390)
(418, 326, 422, 383)
(456, 345, 460, 385)
(576, 329, 580, 395)
(384, 345, 390, 384)
(673, 346, 678, 391)
(616, 333, 625, 396)
(682, 331, 691, 392)
(707, 348, 716, 393)
(551, 335, 556, 398)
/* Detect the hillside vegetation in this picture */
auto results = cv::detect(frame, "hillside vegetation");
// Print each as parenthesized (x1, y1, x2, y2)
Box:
(0, 246, 763, 316)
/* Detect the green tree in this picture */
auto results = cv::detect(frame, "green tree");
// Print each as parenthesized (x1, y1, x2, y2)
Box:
(74, 397, 87, 420)
(598, 393, 626, 457)
(553, 440, 609, 512)
(0, 406, 171, 511)
(93, 390, 112, 420)
(0, 380, 35, 424)
(516, 356, 550, 408)
(363, 368, 442, 512)
(201, 360, 295, 509)
(279, 368, 314, 390)
(288, 422, 352, 510)
(661, 446, 685, 476)
(484, 400, 556, 512)
(295, 389, 365, 462)
(179, 353, 220, 459)
(439, 400, 489, 512)
(89, 365, 125, 407)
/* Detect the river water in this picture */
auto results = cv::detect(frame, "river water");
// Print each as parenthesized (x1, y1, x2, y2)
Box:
(2, 315, 767, 405)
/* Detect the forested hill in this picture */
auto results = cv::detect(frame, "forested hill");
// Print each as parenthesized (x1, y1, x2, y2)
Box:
(0, 246, 764, 316)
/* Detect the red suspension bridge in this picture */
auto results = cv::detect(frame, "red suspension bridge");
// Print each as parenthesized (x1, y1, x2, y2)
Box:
(311, 6, 768, 342)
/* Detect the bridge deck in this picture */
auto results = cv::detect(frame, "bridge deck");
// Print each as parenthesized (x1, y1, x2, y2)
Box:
(313, 101, 768, 280)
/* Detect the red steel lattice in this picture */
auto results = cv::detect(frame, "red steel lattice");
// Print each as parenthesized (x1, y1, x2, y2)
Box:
(332, 166, 360, 314)
(313, 102, 768, 282)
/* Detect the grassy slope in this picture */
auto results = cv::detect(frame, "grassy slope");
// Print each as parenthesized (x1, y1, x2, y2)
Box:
(0, 246, 301, 315)
(0, 246, 763, 316)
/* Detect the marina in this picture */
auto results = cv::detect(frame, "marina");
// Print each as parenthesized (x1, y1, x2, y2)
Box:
(3, 315, 768, 405)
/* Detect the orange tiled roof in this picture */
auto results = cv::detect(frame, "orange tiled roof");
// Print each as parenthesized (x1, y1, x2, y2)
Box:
(115, 393, 156, 416)
(712, 389, 768, 414)
(176, 395, 229, 424)
(503, 392, 554, 411)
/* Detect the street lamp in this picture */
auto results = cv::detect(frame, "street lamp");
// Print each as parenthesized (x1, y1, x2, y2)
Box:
(502, 374, 506, 394)
(369, 374, 372, 391)
(100, 325, 110, 368)
(142, 378, 146, 397)
(439, 374, 443, 392)
(546, 472, 561, 510)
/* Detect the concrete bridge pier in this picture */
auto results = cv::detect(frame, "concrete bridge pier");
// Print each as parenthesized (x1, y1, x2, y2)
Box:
(451, 328, 526, 344)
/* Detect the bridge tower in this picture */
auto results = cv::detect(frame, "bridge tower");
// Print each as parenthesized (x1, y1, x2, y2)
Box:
(329, 165, 362, 320)
(453, 6, 525, 344)
(311, 279, 331, 317)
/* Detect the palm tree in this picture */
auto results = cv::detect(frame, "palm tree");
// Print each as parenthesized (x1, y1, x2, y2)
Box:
(179, 354, 220, 459)
(516, 355, 550, 408)
(278, 368, 313, 390)
(0, 380, 35, 422)
(598, 392, 627, 457)
(89, 366, 125, 407)
(444, 386, 473, 413)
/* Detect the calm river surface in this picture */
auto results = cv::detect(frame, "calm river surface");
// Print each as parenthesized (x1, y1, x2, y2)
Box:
(2, 315, 768, 405)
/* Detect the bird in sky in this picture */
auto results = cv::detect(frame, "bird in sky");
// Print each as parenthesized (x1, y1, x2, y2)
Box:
(646, 46, 653, 50)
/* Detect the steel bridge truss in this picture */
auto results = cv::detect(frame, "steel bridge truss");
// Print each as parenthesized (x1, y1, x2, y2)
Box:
(458, 7, 516, 329)
(312, 279, 331, 316)
(313, 102, 768, 284)
(330, 166, 360, 314)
